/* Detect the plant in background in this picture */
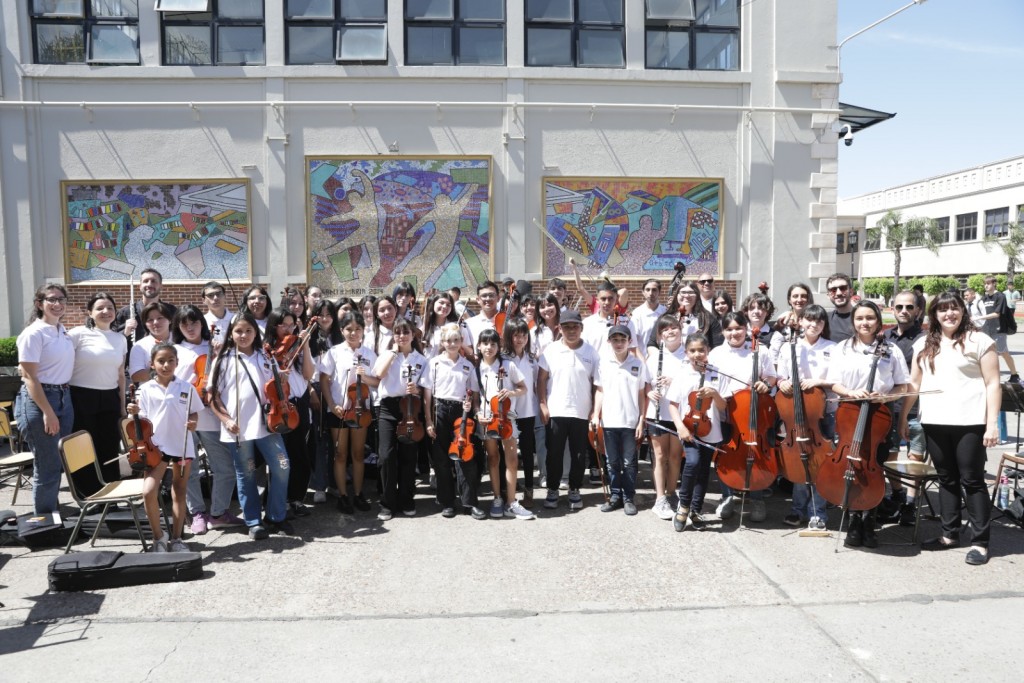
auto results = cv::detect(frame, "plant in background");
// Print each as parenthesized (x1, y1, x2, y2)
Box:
(982, 220, 1024, 287)
(867, 210, 943, 304)
(0, 337, 17, 366)
(967, 274, 986, 292)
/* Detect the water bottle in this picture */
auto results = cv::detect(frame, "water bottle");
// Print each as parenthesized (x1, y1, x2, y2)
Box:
(999, 475, 1011, 509)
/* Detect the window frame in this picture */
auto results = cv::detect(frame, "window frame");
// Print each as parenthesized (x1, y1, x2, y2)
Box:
(31, 0, 141, 65)
(525, 0, 625, 69)
(836, 232, 845, 255)
(404, 0, 506, 66)
(955, 212, 978, 242)
(985, 207, 1010, 239)
(644, 0, 741, 71)
(161, 0, 266, 66)
(284, 0, 389, 65)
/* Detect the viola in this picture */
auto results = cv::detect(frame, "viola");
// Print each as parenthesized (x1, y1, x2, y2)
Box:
(125, 384, 162, 471)
(815, 338, 890, 512)
(398, 363, 425, 444)
(775, 324, 829, 486)
(494, 282, 517, 335)
(263, 343, 299, 434)
(342, 354, 373, 429)
(448, 390, 476, 462)
(485, 366, 514, 440)
(684, 361, 714, 439)
(716, 328, 779, 492)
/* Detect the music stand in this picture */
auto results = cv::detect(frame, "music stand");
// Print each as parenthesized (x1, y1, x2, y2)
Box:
(1000, 382, 1024, 454)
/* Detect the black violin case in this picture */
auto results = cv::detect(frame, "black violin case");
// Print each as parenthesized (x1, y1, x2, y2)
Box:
(47, 549, 203, 591)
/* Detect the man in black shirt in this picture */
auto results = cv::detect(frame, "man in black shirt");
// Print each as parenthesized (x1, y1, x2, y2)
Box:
(979, 275, 1018, 383)
(113, 268, 178, 344)
(825, 272, 854, 343)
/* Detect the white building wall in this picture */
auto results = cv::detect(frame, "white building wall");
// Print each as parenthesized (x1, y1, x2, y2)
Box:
(0, 1, 839, 335)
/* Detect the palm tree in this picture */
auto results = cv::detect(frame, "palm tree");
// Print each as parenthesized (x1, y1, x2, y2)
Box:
(867, 210, 942, 303)
(982, 220, 1024, 286)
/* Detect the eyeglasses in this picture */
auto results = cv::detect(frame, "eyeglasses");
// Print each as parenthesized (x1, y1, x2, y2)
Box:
(43, 296, 67, 304)
(893, 304, 915, 311)
(828, 285, 850, 293)
(698, 279, 714, 285)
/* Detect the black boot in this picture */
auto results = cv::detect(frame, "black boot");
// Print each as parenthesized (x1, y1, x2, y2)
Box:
(844, 512, 863, 547)
(863, 509, 878, 548)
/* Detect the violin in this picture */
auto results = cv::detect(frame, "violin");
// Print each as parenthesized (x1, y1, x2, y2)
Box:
(775, 324, 829, 486)
(716, 328, 779, 492)
(684, 361, 714, 439)
(342, 354, 373, 429)
(814, 337, 891, 512)
(276, 317, 319, 371)
(192, 343, 212, 407)
(448, 389, 476, 462)
(494, 282, 517, 335)
(126, 384, 162, 471)
(263, 343, 299, 434)
(398, 363, 425, 444)
(485, 366, 514, 440)
(588, 421, 605, 454)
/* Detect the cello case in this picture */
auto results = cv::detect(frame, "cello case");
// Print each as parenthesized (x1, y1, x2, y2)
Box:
(48, 550, 204, 591)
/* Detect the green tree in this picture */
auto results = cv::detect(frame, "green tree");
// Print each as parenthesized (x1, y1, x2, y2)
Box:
(867, 210, 943, 305)
(967, 274, 986, 292)
(982, 221, 1024, 286)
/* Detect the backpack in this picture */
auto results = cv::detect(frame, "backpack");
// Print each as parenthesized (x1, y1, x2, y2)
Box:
(1002, 302, 1017, 334)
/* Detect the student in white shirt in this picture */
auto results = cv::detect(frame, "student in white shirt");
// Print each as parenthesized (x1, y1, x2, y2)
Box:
(593, 325, 650, 515)
(371, 296, 398, 356)
(644, 314, 689, 520)
(630, 279, 667, 356)
(504, 317, 543, 505)
(200, 281, 233, 346)
(129, 302, 174, 383)
(582, 282, 637, 358)
(465, 280, 501, 356)
(127, 342, 201, 553)
(421, 291, 471, 360)
(308, 300, 343, 503)
(240, 285, 271, 333)
(209, 312, 293, 541)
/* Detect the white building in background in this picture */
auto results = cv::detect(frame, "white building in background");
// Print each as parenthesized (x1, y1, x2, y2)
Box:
(0, 0, 843, 336)
(839, 154, 1024, 285)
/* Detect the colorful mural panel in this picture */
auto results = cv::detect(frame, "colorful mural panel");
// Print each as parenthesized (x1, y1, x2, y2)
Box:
(307, 156, 492, 298)
(63, 180, 251, 282)
(541, 177, 724, 280)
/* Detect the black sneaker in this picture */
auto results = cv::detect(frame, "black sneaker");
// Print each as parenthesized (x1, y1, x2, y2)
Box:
(470, 506, 487, 520)
(623, 500, 638, 516)
(689, 511, 707, 530)
(441, 507, 457, 518)
(600, 497, 623, 513)
(784, 514, 802, 527)
(589, 468, 601, 485)
(275, 519, 295, 535)
(844, 514, 863, 547)
(248, 524, 269, 541)
(898, 502, 916, 527)
(353, 494, 371, 512)
(289, 502, 311, 517)
(337, 495, 354, 514)
(1010, 374, 1021, 385)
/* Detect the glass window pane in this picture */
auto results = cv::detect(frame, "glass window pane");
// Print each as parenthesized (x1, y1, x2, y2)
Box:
(36, 23, 85, 62)
(458, 26, 504, 65)
(460, 0, 504, 21)
(218, 26, 265, 64)
(695, 31, 737, 69)
(155, 0, 210, 10)
(695, 0, 738, 27)
(526, 26, 570, 66)
(338, 24, 387, 61)
(88, 23, 139, 62)
(218, 0, 263, 19)
(406, 25, 452, 64)
(646, 29, 688, 69)
(286, 0, 333, 18)
(579, 0, 622, 24)
(406, 0, 454, 20)
(526, 0, 571, 22)
(288, 25, 334, 63)
(646, 0, 695, 21)
(33, 0, 83, 16)
(164, 25, 211, 64)
(578, 28, 623, 67)
(91, 0, 138, 17)
(340, 0, 386, 20)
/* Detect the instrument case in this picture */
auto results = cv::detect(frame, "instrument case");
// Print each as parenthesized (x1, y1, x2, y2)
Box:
(47, 550, 204, 591)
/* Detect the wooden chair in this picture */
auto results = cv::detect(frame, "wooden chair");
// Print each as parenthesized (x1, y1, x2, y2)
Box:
(58, 430, 149, 554)
(0, 410, 33, 505)
(992, 449, 1024, 509)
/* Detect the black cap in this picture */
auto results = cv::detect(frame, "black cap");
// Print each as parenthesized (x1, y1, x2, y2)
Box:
(560, 309, 582, 325)
(515, 279, 533, 297)
(608, 324, 631, 339)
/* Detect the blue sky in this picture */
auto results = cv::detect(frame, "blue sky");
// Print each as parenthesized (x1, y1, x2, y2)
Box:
(837, 0, 1023, 199)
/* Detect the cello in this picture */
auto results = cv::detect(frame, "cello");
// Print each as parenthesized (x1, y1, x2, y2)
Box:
(448, 389, 476, 462)
(125, 384, 162, 471)
(775, 324, 829, 489)
(342, 354, 373, 429)
(263, 343, 299, 434)
(485, 366, 514, 439)
(716, 328, 779, 493)
(814, 338, 890, 513)
(398, 363, 425, 444)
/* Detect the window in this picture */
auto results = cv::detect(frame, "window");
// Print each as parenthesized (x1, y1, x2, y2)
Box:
(955, 212, 977, 242)
(836, 232, 845, 254)
(405, 0, 504, 66)
(864, 229, 880, 252)
(526, 0, 624, 68)
(161, 0, 265, 65)
(934, 216, 949, 243)
(1017, 204, 1024, 224)
(847, 230, 859, 253)
(646, 0, 740, 70)
(31, 0, 140, 65)
(985, 207, 1010, 238)
(285, 0, 388, 64)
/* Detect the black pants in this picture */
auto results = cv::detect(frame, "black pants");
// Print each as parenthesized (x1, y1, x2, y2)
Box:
(516, 416, 536, 488)
(923, 423, 990, 547)
(378, 397, 418, 513)
(545, 416, 588, 491)
(283, 391, 312, 503)
(431, 400, 479, 509)
(70, 385, 122, 483)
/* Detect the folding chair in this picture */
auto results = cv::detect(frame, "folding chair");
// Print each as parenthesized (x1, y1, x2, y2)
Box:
(0, 410, 33, 505)
(58, 430, 148, 554)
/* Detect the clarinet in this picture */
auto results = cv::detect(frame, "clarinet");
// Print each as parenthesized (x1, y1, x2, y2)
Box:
(654, 341, 665, 422)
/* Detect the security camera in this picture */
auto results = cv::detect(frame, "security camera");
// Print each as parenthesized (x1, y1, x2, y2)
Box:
(841, 124, 854, 147)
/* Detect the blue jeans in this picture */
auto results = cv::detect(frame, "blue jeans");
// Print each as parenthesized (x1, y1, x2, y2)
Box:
(998, 412, 1009, 442)
(226, 434, 290, 526)
(603, 427, 638, 500)
(678, 441, 714, 512)
(186, 430, 238, 517)
(15, 385, 74, 514)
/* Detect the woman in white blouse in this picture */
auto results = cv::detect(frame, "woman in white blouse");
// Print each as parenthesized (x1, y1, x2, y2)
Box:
(68, 292, 127, 483)
(901, 292, 1000, 565)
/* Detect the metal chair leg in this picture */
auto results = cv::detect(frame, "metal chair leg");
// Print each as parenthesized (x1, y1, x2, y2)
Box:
(64, 503, 91, 554)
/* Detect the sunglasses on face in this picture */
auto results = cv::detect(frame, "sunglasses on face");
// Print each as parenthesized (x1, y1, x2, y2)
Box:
(894, 304, 915, 311)
(828, 285, 849, 293)
(698, 279, 714, 285)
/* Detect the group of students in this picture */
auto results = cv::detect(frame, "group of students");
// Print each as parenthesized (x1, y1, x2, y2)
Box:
(13, 266, 1002, 564)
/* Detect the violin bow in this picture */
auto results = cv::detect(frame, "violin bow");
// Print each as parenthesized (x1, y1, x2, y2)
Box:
(646, 420, 726, 453)
(180, 386, 194, 477)
(827, 389, 941, 403)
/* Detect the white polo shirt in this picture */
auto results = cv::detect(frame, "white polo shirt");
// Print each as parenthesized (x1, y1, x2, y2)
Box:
(376, 350, 428, 399)
(707, 342, 777, 399)
(776, 336, 838, 414)
(136, 378, 201, 459)
(68, 325, 126, 390)
(210, 348, 274, 442)
(595, 354, 650, 429)
(826, 338, 909, 396)
(128, 334, 162, 378)
(204, 309, 233, 345)
(319, 344, 377, 409)
(643, 343, 688, 420)
(174, 341, 220, 432)
(510, 352, 539, 419)
(420, 354, 479, 401)
(17, 319, 75, 385)
(478, 356, 525, 419)
(667, 364, 724, 444)
(465, 312, 498, 348)
(582, 313, 637, 357)
(630, 303, 667, 354)
(539, 339, 600, 420)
